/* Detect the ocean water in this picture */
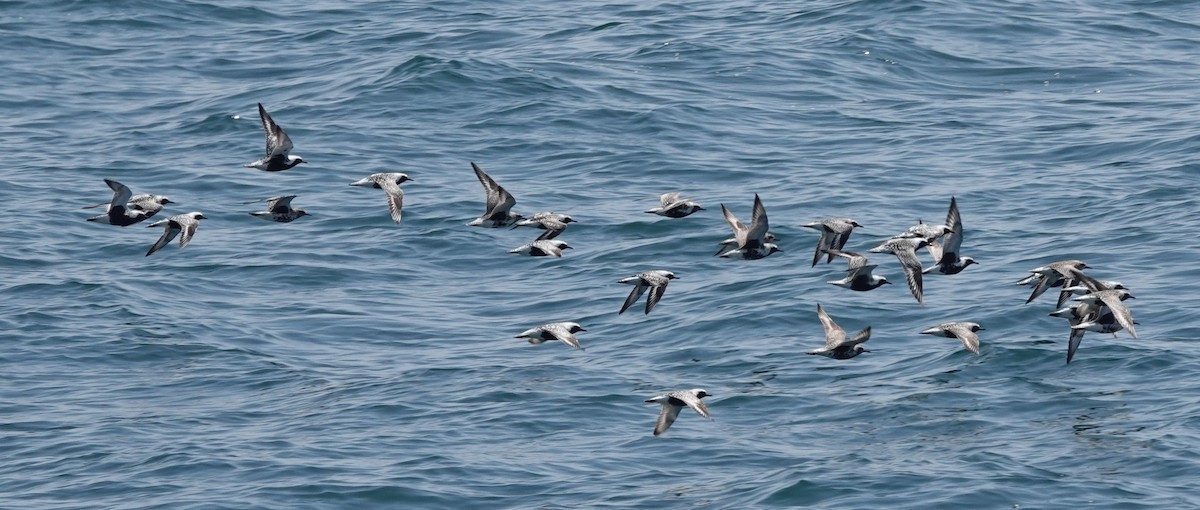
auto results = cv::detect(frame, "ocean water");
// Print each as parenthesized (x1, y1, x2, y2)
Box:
(3, 0, 1200, 507)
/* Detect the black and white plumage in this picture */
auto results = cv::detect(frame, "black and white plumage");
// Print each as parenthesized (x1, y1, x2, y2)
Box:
(868, 236, 930, 305)
(823, 249, 890, 292)
(1072, 289, 1137, 339)
(515, 322, 586, 349)
(512, 212, 575, 241)
(466, 162, 522, 227)
(244, 103, 305, 172)
(645, 192, 703, 218)
(1018, 259, 1089, 306)
(350, 173, 411, 224)
(247, 195, 309, 223)
(645, 388, 712, 436)
(807, 304, 871, 359)
(1048, 275, 1134, 363)
(85, 179, 172, 226)
(715, 232, 776, 256)
(717, 194, 781, 259)
(145, 212, 206, 257)
(802, 218, 862, 267)
(617, 270, 678, 315)
(923, 197, 977, 275)
(920, 322, 984, 355)
(509, 239, 571, 257)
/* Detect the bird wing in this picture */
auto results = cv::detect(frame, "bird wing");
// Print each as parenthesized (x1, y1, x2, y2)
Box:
(176, 216, 199, 248)
(619, 282, 648, 315)
(377, 179, 404, 224)
(675, 391, 711, 420)
(816, 304, 846, 348)
(948, 324, 980, 354)
(746, 194, 769, 247)
(1066, 327, 1085, 364)
(829, 222, 855, 263)
(938, 197, 962, 262)
(654, 403, 682, 436)
(894, 247, 925, 305)
(644, 282, 668, 314)
(146, 222, 180, 256)
(811, 228, 831, 267)
(535, 219, 567, 240)
(720, 204, 748, 248)
(267, 195, 296, 212)
(258, 103, 293, 157)
(104, 179, 133, 211)
(472, 162, 516, 216)
(830, 249, 868, 271)
(660, 192, 680, 207)
(548, 327, 581, 349)
(844, 326, 871, 347)
(1097, 292, 1137, 338)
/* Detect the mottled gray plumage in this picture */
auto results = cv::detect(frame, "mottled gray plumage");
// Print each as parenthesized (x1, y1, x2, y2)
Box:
(644, 388, 712, 436)
(145, 212, 206, 256)
(350, 173, 411, 223)
(515, 322, 586, 349)
(807, 304, 871, 359)
(617, 270, 678, 315)
(920, 322, 984, 355)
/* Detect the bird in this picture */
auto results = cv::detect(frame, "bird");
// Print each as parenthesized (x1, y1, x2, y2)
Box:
(1072, 289, 1137, 339)
(645, 192, 703, 218)
(515, 322, 586, 349)
(923, 197, 977, 275)
(920, 322, 984, 355)
(645, 388, 712, 436)
(466, 162, 522, 227)
(717, 194, 781, 259)
(512, 212, 575, 240)
(244, 103, 305, 172)
(509, 239, 571, 257)
(84, 179, 172, 226)
(868, 236, 930, 305)
(715, 232, 776, 256)
(802, 218, 862, 267)
(247, 195, 309, 223)
(145, 212, 206, 256)
(807, 304, 871, 359)
(823, 249, 890, 292)
(617, 270, 678, 315)
(1050, 301, 1130, 364)
(1018, 259, 1089, 306)
(350, 173, 411, 223)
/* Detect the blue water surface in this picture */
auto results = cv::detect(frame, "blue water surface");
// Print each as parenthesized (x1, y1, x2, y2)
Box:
(2, 0, 1200, 508)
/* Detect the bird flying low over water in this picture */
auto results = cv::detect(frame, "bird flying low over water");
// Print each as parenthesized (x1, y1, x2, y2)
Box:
(247, 195, 310, 223)
(350, 173, 411, 224)
(922, 197, 977, 275)
(920, 322, 984, 355)
(467, 162, 522, 228)
(1018, 259, 1089, 307)
(245, 103, 305, 172)
(515, 322, 586, 349)
(807, 304, 871, 359)
(869, 236, 929, 305)
(85, 179, 172, 226)
(717, 194, 781, 259)
(512, 212, 575, 241)
(802, 218, 861, 267)
(645, 388, 712, 436)
(617, 270, 678, 315)
(823, 249, 890, 292)
(145, 212, 206, 257)
(646, 192, 703, 218)
(509, 239, 571, 257)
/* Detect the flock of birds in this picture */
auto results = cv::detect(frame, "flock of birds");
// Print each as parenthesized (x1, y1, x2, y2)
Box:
(83, 103, 1141, 436)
